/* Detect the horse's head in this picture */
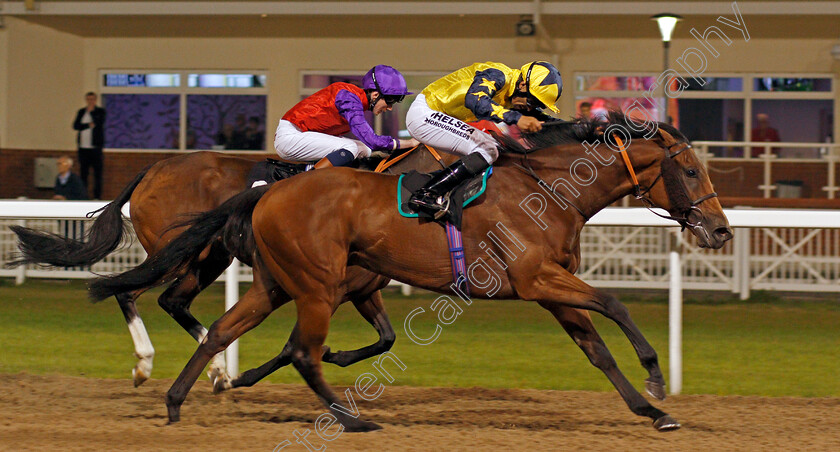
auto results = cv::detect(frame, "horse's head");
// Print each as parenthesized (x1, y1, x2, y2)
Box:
(644, 128, 732, 249)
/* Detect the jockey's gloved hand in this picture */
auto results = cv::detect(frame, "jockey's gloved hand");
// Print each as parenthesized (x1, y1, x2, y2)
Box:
(517, 115, 543, 133)
(398, 138, 420, 149)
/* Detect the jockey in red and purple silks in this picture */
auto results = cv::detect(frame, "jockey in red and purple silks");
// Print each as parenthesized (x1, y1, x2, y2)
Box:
(274, 65, 418, 169)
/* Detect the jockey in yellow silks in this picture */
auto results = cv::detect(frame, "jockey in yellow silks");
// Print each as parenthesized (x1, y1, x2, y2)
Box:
(406, 61, 563, 217)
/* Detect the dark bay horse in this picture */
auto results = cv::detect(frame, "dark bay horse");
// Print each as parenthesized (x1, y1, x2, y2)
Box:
(90, 113, 732, 431)
(10, 149, 452, 388)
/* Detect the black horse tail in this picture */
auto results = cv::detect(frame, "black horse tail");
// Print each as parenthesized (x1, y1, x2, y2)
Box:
(7, 165, 152, 269)
(88, 184, 270, 302)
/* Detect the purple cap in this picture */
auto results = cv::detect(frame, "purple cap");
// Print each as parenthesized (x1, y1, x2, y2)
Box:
(362, 65, 413, 96)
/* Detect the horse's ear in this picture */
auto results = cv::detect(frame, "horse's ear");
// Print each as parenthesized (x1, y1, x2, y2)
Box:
(657, 129, 678, 147)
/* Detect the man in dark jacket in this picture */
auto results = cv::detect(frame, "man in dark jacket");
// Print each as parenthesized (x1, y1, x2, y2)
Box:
(53, 156, 88, 200)
(72, 92, 106, 199)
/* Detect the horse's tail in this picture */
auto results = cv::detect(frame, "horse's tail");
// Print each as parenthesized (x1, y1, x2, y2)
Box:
(88, 184, 270, 302)
(7, 165, 151, 269)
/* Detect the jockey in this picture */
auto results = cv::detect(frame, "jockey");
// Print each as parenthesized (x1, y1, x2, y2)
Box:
(406, 61, 563, 216)
(274, 65, 419, 169)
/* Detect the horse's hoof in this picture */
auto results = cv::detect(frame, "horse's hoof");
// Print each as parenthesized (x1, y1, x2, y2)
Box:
(213, 375, 232, 394)
(166, 407, 180, 424)
(342, 419, 383, 432)
(653, 415, 680, 432)
(645, 379, 667, 401)
(132, 364, 151, 388)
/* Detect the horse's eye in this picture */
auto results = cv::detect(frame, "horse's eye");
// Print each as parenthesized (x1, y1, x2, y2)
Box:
(686, 168, 698, 178)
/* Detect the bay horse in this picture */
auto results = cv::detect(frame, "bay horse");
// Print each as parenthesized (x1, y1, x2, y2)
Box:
(10, 148, 453, 388)
(90, 112, 732, 431)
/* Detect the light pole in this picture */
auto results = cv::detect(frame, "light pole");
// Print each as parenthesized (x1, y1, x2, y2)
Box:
(652, 13, 682, 124)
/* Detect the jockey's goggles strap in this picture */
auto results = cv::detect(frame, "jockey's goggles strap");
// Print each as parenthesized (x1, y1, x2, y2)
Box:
(613, 134, 641, 195)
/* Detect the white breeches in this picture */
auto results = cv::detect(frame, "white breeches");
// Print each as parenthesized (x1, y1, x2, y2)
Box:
(405, 94, 498, 164)
(273, 120, 371, 162)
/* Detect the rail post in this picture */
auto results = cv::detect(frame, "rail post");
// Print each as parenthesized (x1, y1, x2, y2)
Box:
(224, 258, 240, 377)
(15, 219, 26, 285)
(668, 250, 682, 395)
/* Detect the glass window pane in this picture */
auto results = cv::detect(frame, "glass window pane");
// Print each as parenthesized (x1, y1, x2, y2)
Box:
(750, 99, 834, 158)
(675, 98, 744, 157)
(753, 77, 832, 92)
(103, 73, 180, 88)
(684, 77, 742, 92)
(186, 95, 267, 150)
(575, 97, 662, 121)
(188, 74, 265, 88)
(575, 75, 656, 91)
(103, 94, 180, 149)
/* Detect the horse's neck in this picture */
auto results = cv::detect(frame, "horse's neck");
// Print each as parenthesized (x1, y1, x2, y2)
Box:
(499, 141, 662, 219)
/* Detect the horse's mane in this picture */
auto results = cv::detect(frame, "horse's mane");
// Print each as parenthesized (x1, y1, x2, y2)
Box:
(496, 110, 689, 155)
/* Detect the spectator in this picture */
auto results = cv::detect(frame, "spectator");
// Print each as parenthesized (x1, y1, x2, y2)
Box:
(227, 114, 248, 149)
(750, 113, 780, 157)
(72, 91, 106, 199)
(578, 101, 593, 120)
(215, 123, 235, 149)
(53, 156, 88, 200)
(245, 116, 265, 150)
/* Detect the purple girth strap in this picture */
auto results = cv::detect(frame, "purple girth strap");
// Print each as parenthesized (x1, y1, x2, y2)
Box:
(445, 222, 470, 297)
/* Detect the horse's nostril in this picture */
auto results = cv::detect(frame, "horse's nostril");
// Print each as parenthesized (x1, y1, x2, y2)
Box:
(715, 227, 733, 241)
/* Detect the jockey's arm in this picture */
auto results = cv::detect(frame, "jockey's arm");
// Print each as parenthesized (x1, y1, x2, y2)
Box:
(335, 89, 398, 156)
(464, 69, 523, 126)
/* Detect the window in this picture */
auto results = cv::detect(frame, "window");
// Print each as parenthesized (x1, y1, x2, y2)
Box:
(100, 70, 267, 151)
(575, 72, 835, 159)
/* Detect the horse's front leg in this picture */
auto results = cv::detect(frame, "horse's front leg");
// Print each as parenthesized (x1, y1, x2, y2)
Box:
(516, 266, 676, 431)
(227, 289, 395, 392)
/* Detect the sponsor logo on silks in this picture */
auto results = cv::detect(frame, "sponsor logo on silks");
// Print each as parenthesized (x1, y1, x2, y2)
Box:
(428, 112, 476, 134)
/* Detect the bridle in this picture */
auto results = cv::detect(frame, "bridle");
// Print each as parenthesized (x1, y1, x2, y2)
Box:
(614, 133, 718, 231)
(513, 131, 718, 230)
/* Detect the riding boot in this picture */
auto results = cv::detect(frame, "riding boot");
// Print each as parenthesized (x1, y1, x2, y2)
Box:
(409, 153, 490, 219)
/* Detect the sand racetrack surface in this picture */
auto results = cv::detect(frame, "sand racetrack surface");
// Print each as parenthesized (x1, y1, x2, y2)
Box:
(1, 373, 839, 451)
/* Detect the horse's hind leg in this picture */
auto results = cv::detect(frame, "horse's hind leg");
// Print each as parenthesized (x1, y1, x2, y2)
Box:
(157, 247, 233, 386)
(539, 304, 679, 431)
(116, 290, 155, 387)
(291, 295, 382, 432)
(165, 271, 288, 423)
(322, 290, 396, 367)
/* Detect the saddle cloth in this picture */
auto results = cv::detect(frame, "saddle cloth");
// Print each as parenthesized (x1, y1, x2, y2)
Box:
(397, 167, 493, 230)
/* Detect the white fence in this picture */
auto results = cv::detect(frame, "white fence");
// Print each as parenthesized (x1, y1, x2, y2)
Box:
(4, 201, 840, 299)
(3, 200, 840, 391)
